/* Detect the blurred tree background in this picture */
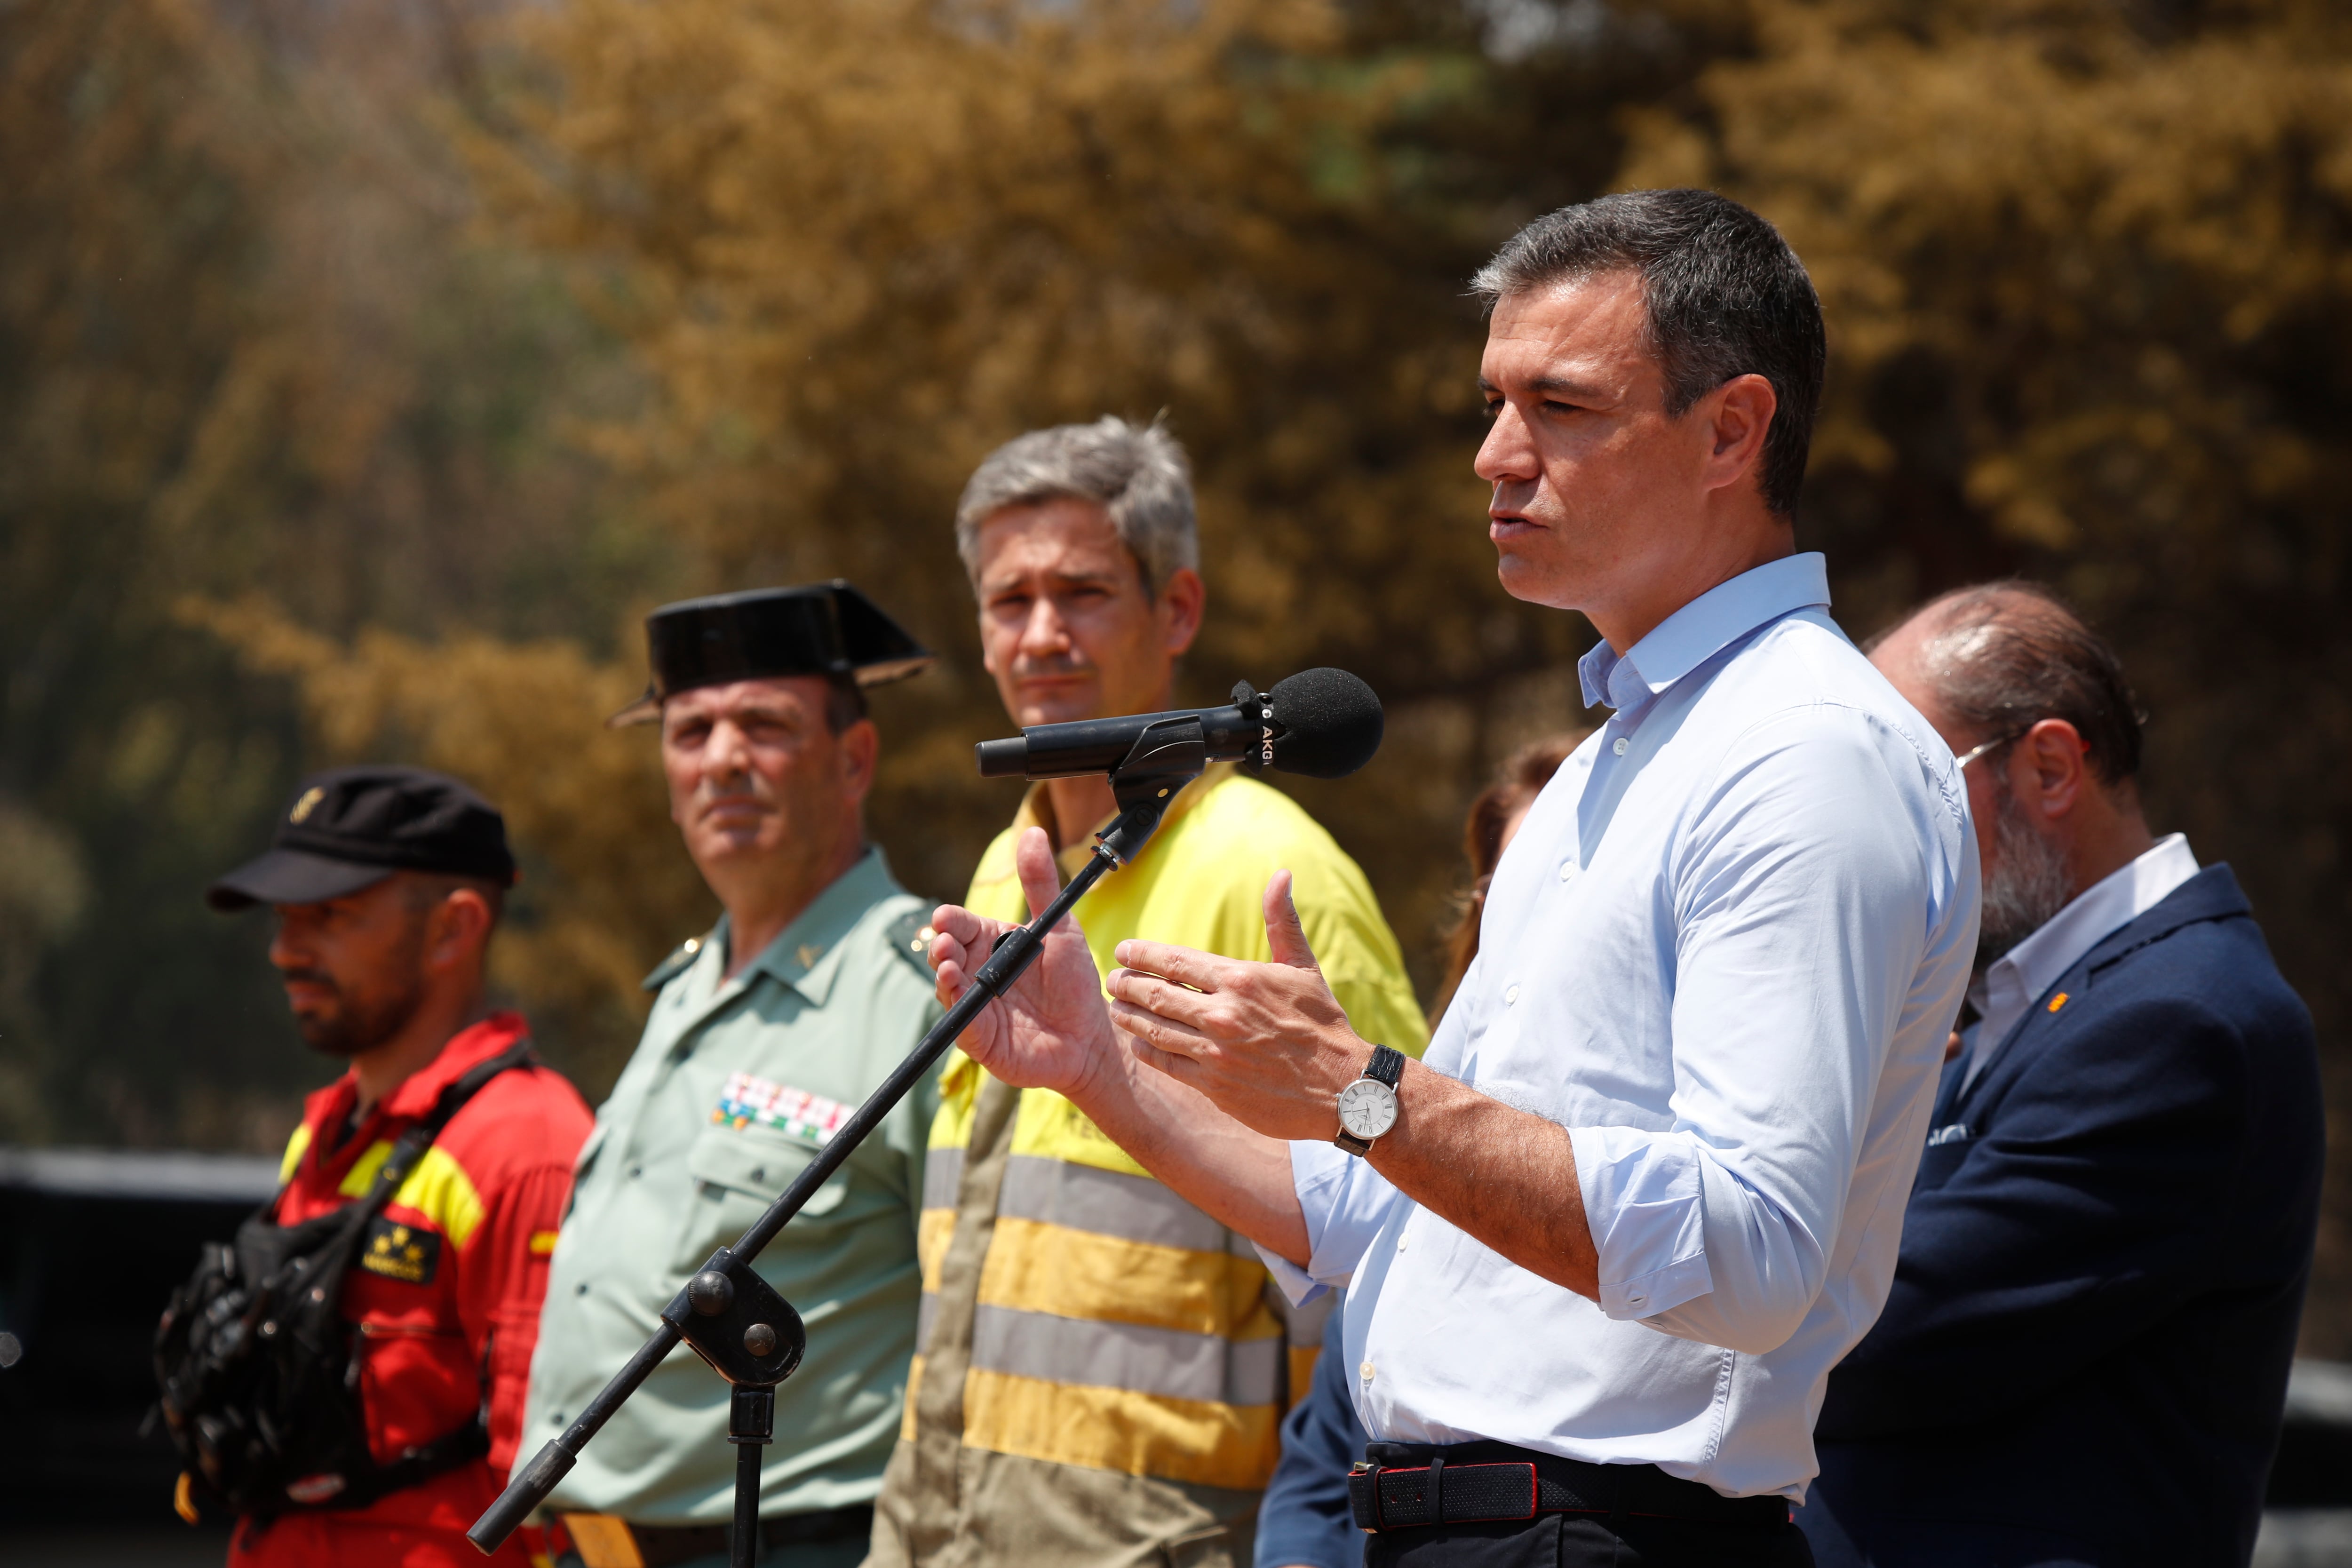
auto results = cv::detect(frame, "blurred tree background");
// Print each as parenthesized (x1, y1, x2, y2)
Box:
(4, 0, 2348, 1341)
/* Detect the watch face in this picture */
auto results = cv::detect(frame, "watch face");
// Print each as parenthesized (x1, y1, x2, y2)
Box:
(1337, 1078, 1399, 1142)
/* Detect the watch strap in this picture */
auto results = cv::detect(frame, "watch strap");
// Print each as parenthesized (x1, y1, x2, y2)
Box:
(1335, 1128, 1372, 1157)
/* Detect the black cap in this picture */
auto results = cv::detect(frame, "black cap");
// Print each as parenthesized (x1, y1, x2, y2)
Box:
(207, 766, 518, 912)
(609, 580, 936, 727)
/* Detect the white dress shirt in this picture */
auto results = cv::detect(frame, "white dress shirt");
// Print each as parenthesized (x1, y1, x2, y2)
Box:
(1260, 553, 1979, 1501)
(1958, 832, 2200, 1090)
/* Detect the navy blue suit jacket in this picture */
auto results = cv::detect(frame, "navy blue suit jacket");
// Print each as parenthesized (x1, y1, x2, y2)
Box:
(1256, 1305, 1367, 1568)
(1801, 864, 2321, 1568)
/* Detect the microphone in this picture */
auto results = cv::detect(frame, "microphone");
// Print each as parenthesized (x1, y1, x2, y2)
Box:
(976, 669, 1383, 782)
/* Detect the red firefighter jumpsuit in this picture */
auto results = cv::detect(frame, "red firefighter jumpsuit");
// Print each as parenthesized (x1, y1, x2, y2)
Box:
(227, 1012, 593, 1568)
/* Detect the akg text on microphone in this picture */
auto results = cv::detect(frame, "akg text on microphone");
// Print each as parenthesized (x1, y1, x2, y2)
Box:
(975, 668, 1384, 782)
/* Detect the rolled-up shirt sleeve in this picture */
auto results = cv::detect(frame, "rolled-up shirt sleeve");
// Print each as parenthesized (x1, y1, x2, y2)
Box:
(1263, 957, 1480, 1305)
(1259, 1139, 1404, 1306)
(1571, 704, 1949, 1354)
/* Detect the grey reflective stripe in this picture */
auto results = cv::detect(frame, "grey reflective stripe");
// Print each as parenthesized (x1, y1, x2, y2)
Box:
(997, 1154, 1226, 1253)
(922, 1146, 965, 1212)
(1281, 1287, 1335, 1348)
(969, 1303, 1283, 1407)
(918, 1288, 939, 1348)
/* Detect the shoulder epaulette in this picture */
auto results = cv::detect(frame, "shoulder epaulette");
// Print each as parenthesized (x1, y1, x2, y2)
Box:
(884, 907, 936, 984)
(642, 935, 707, 993)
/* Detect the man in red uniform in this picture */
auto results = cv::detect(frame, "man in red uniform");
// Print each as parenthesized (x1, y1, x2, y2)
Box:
(204, 765, 594, 1567)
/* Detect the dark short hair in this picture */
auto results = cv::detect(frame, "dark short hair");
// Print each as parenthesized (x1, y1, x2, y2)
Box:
(1470, 189, 1826, 517)
(1877, 581, 2145, 783)
(401, 872, 509, 931)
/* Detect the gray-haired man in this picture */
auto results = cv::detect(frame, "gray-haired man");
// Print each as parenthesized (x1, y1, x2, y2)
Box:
(863, 417, 1429, 1568)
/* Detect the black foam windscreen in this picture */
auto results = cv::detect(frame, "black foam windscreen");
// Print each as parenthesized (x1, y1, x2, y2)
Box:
(1266, 668, 1383, 779)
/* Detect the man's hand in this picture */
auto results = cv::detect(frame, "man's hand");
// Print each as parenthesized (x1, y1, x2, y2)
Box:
(1111, 868, 1597, 1294)
(930, 835, 1314, 1264)
(930, 827, 1118, 1097)
(1105, 869, 1370, 1142)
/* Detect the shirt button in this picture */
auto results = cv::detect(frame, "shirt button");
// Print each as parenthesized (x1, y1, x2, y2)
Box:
(1359, 1361, 1376, 1382)
(1505, 985, 1520, 1005)
(1558, 860, 1576, 882)
(574, 1282, 588, 1296)
(1613, 737, 1629, 756)
(629, 1165, 643, 1179)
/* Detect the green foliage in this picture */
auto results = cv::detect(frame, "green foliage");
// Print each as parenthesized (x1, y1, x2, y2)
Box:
(11, 0, 2352, 1348)
(0, 0, 653, 1146)
(1624, 0, 2352, 1335)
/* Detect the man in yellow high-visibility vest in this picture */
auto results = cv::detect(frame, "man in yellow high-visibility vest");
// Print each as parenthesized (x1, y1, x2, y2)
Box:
(864, 416, 1427, 1568)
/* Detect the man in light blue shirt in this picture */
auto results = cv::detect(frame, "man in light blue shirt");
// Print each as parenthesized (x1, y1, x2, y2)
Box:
(917, 190, 1979, 1568)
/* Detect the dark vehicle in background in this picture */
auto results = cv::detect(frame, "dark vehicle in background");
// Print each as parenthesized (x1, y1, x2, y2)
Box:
(5, 1146, 2352, 1565)
(2265, 1360, 2352, 1566)
(0, 1146, 274, 1565)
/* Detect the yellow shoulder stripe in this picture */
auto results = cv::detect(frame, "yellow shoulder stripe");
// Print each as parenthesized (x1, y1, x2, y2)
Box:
(278, 1123, 313, 1186)
(337, 1139, 397, 1197)
(336, 1140, 487, 1250)
(529, 1229, 560, 1256)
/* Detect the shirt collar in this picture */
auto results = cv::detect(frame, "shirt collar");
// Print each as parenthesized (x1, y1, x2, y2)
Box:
(1578, 553, 1834, 713)
(1979, 833, 2201, 1014)
(376, 1011, 532, 1122)
(728, 844, 900, 1008)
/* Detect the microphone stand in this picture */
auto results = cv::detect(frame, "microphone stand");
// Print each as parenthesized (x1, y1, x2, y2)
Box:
(469, 715, 1214, 1565)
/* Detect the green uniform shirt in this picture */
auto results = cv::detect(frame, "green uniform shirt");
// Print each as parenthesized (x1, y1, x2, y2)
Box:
(524, 847, 945, 1523)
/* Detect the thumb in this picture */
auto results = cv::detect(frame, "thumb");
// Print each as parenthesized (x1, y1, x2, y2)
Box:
(1015, 826, 1065, 921)
(1263, 869, 1321, 971)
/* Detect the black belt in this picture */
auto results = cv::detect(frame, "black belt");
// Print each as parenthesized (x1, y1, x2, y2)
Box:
(1348, 1441, 1787, 1533)
(573, 1503, 873, 1568)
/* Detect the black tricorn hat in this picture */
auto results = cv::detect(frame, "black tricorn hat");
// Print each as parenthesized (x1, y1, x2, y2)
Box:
(207, 765, 516, 912)
(608, 580, 935, 727)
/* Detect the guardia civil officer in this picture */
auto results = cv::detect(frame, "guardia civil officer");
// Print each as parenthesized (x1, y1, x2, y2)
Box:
(524, 583, 944, 1568)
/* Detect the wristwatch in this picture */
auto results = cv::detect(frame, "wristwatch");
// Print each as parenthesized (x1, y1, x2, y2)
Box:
(1334, 1044, 1407, 1157)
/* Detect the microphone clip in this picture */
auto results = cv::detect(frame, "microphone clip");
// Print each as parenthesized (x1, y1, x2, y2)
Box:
(1098, 714, 1210, 864)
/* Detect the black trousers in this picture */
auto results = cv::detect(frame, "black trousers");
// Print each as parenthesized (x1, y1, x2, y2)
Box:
(1365, 1511, 1817, 1568)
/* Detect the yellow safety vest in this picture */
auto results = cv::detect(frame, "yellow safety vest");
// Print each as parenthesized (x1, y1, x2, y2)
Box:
(908, 764, 1428, 1492)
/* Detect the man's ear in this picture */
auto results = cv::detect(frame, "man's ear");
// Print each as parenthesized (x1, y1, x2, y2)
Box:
(839, 716, 881, 803)
(1701, 373, 1778, 497)
(2019, 717, 2088, 822)
(1158, 566, 1205, 657)
(429, 888, 494, 972)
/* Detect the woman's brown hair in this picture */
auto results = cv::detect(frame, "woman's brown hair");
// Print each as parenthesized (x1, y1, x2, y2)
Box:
(1430, 734, 1583, 1026)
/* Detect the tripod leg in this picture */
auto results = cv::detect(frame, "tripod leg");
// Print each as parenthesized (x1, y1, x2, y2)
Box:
(728, 1385, 775, 1568)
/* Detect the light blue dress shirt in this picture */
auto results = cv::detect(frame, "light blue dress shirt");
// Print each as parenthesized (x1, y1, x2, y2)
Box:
(1262, 553, 1980, 1501)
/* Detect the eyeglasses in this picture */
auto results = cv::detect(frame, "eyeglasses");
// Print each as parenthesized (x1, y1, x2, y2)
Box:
(1952, 733, 2020, 770)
